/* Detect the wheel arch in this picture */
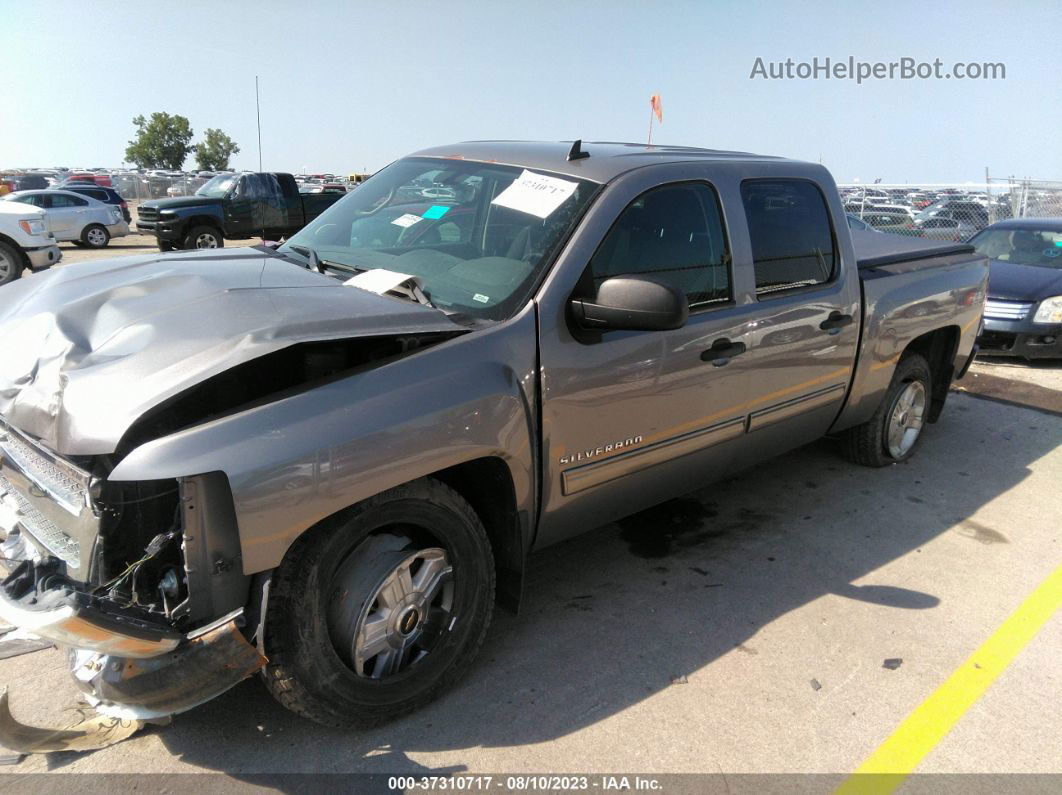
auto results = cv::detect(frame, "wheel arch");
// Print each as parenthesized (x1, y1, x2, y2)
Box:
(252, 458, 527, 617)
(900, 325, 959, 423)
(429, 457, 526, 614)
(0, 234, 27, 284)
(0, 231, 26, 252)
(0, 234, 30, 269)
(81, 221, 109, 240)
(182, 215, 225, 237)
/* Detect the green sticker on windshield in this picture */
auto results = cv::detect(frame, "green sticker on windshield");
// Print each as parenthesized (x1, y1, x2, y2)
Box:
(422, 205, 450, 220)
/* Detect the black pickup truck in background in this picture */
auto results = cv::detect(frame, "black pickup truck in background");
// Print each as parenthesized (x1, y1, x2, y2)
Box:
(136, 172, 345, 250)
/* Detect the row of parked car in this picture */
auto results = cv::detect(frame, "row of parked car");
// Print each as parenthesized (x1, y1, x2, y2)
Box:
(1, 184, 131, 248)
(839, 185, 1062, 243)
(3, 168, 364, 203)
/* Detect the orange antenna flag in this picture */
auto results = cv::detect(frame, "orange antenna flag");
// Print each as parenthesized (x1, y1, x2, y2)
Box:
(647, 94, 663, 145)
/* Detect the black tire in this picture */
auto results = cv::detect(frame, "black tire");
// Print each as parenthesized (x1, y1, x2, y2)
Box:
(840, 353, 932, 467)
(81, 224, 110, 248)
(263, 478, 495, 728)
(182, 225, 223, 249)
(158, 240, 177, 252)
(0, 241, 23, 286)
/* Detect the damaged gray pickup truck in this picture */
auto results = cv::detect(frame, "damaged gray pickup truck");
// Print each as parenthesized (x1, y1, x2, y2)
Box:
(0, 141, 986, 728)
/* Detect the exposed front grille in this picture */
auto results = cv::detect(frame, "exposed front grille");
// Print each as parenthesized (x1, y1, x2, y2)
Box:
(137, 206, 159, 222)
(0, 473, 80, 566)
(984, 299, 1033, 321)
(0, 420, 89, 516)
(0, 418, 97, 578)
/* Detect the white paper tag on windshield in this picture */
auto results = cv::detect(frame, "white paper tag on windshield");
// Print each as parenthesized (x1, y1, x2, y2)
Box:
(491, 169, 579, 219)
(343, 269, 421, 294)
(391, 213, 422, 228)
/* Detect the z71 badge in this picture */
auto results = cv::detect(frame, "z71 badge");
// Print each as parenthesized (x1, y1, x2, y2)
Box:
(559, 436, 643, 466)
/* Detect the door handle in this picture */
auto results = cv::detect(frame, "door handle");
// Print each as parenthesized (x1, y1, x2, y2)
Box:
(819, 311, 854, 334)
(700, 338, 747, 367)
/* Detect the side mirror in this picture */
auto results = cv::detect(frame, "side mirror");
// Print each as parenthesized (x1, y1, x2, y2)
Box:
(570, 275, 688, 332)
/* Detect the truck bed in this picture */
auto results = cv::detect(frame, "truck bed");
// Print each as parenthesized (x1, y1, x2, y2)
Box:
(832, 230, 987, 433)
(852, 229, 975, 271)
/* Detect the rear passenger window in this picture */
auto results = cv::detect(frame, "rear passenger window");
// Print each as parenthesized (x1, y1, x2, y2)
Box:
(589, 183, 730, 310)
(240, 174, 283, 202)
(50, 194, 84, 208)
(741, 180, 836, 296)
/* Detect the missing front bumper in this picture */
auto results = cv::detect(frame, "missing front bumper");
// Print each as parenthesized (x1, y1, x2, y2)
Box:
(0, 559, 182, 659)
(71, 612, 266, 720)
(0, 559, 265, 720)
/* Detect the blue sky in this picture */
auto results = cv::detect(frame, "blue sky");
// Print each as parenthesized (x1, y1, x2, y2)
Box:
(3, 0, 1059, 182)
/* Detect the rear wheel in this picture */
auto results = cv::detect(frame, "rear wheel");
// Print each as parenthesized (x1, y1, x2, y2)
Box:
(183, 225, 223, 249)
(840, 353, 932, 467)
(263, 478, 495, 728)
(82, 224, 110, 249)
(0, 242, 22, 286)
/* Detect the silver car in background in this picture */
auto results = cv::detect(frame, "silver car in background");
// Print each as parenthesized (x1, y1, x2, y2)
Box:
(2, 189, 130, 248)
(918, 214, 979, 242)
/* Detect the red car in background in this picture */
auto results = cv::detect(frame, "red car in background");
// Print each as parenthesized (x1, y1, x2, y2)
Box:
(62, 172, 113, 187)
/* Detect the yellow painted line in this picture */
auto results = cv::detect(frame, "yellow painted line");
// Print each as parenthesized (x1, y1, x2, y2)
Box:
(836, 562, 1062, 795)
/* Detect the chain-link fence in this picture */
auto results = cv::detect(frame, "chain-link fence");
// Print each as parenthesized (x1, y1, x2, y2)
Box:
(838, 180, 1062, 241)
(988, 178, 1062, 223)
(110, 173, 209, 202)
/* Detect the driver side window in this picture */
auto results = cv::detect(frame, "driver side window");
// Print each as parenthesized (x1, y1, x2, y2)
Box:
(588, 183, 731, 311)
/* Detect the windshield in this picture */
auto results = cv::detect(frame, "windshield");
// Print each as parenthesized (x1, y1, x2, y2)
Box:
(281, 157, 598, 320)
(195, 174, 237, 198)
(970, 227, 1062, 269)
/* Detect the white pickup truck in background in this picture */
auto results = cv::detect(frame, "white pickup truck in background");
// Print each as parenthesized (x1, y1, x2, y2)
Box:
(0, 201, 61, 286)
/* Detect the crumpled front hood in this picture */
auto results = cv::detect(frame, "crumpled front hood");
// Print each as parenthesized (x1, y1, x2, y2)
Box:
(0, 248, 465, 455)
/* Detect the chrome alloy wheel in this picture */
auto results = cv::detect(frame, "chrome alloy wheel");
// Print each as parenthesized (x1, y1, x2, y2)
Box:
(886, 380, 927, 459)
(329, 546, 454, 679)
(85, 227, 108, 247)
(0, 249, 13, 281)
(195, 231, 219, 248)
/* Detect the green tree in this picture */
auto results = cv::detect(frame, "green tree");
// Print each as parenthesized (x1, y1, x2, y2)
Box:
(124, 112, 194, 170)
(194, 128, 240, 171)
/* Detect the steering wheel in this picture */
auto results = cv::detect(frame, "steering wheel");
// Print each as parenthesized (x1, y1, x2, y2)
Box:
(356, 187, 396, 217)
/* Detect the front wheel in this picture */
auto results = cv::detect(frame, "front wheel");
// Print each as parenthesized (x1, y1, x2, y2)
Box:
(183, 225, 223, 249)
(840, 353, 932, 467)
(0, 242, 22, 286)
(82, 224, 110, 248)
(263, 478, 495, 728)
